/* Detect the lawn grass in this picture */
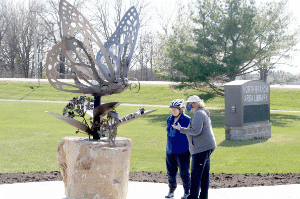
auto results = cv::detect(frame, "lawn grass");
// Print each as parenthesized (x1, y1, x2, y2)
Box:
(1, 100, 299, 174)
(1, 82, 300, 110)
(0, 82, 224, 107)
(269, 88, 300, 111)
(1, 82, 300, 174)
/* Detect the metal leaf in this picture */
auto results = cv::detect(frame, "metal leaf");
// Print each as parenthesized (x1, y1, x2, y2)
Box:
(117, 109, 157, 127)
(93, 102, 121, 118)
(46, 111, 90, 133)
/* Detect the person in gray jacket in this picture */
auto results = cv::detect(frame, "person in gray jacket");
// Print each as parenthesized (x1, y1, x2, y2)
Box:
(172, 95, 217, 199)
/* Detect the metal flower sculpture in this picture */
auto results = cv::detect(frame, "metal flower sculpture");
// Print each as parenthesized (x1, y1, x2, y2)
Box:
(45, 0, 156, 146)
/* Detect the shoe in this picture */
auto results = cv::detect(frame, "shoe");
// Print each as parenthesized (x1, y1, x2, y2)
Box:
(181, 193, 189, 199)
(165, 192, 174, 198)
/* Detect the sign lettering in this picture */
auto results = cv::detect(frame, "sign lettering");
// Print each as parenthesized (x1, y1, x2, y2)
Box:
(243, 85, 269, 103)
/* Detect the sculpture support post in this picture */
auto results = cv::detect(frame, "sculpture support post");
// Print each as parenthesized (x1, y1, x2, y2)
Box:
(93, 95, 101, 140)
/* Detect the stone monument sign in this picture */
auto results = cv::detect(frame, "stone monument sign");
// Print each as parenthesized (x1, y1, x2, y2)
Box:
(224, 80, 272, 140)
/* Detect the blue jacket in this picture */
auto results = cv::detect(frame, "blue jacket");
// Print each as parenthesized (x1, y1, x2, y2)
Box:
(166, 113, 191, 154)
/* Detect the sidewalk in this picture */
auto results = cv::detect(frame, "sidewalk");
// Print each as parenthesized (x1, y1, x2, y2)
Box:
(0, 181, 299, 199)
(1, 78, 300, 89)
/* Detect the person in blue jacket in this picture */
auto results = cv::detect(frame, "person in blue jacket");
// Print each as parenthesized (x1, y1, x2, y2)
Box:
(165, 99, 191, 199)
(172, 95, 217, 199)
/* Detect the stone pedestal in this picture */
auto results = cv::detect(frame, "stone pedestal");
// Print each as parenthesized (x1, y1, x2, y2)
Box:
(57, 137, 132, 199)
(225, 122, 272, 140)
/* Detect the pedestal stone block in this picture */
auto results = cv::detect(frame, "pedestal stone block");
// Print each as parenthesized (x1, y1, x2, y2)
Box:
(57, 137, 132, 199)
(225, 122, 272, 140)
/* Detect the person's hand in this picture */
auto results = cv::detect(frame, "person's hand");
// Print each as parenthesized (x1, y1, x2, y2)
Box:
(172, 123, 181, 130)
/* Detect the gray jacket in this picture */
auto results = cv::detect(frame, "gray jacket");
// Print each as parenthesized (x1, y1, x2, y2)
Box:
(180, 108, 217, 155)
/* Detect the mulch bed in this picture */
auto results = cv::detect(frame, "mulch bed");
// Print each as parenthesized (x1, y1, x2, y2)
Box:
(1, 171, 299, 188)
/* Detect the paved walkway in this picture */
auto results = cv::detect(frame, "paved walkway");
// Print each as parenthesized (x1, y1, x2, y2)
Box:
(0, 78, 179, 86)
(1, 99, 300, 113)
(2, 78, 300, 112)
(0, 181, 299, 199)
(1, 78, 300, 88)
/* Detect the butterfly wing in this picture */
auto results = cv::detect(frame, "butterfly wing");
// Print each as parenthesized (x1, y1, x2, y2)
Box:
(46, 0, 139, 96)
(59, 0, 115, 82)
(46, 38, 104, 94)
(96, 6, 139, 80)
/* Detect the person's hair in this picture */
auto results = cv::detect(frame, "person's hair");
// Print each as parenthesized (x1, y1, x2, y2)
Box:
(192, 100, 205, 109)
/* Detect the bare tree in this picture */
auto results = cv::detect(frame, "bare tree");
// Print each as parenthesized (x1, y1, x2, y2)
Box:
(1, 1, 46, 78)
(153, 1, 189, 81)
(0, 0, 158, 79)
(85, 0, 151, 40)
(136, 32, 155, 80)
(36, 0, 85, 78)
(0, 1, 9, 50)
(0, 1, 11, 77)
(17, 3, 36, 78)
(82, 0, 156, 80)
(2, 4, 21, 78)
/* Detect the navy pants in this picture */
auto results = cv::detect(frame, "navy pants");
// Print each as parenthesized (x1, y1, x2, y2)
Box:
(166, 151, 191, 194)
(188, 149, 214, 199)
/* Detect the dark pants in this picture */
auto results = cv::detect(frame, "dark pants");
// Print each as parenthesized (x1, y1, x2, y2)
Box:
(188, 149, 213, 199)
(166, 151, 191, 194)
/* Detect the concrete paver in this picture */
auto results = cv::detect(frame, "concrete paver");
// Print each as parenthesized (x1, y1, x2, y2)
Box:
(0, 181, 299, 199)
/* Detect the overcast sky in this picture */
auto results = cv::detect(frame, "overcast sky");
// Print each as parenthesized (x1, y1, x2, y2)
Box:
(255, 0, 300, 74)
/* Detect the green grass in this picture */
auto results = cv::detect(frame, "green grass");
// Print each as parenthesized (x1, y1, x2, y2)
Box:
(212, 111, 300, 174)
(0, 101, 300, 174)
(1, 82, 300, 110)
(0, 82, 223, 107)
(0, 82, 300, 174)
(270, 89, 300, 111)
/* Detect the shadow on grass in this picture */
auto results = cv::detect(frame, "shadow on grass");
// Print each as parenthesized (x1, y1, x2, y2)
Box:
(19, 85, 40, 100)
(217, 112, 300, 147)
(145, 114, 170, 126)
(218, 138, 269, 147)
(144, 110, 299, 147)
(208, 110, 300, 129)
(271, 113, 300, 127)
(210, 109, 225, 128)
(144, 109, 226, 128)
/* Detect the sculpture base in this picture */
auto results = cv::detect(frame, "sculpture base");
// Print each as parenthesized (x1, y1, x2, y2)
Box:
(225, 122, 272, 140)
(57, 137, 132, 199)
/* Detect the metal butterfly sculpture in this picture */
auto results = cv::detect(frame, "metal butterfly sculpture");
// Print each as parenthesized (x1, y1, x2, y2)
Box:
(45, 0, 156, 146)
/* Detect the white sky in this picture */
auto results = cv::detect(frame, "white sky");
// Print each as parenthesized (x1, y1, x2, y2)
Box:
(258, 0, 300, 74)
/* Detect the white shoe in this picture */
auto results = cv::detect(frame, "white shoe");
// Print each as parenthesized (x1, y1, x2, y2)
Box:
(181, 193, 189, 199)
(165, 192, 174, 198)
